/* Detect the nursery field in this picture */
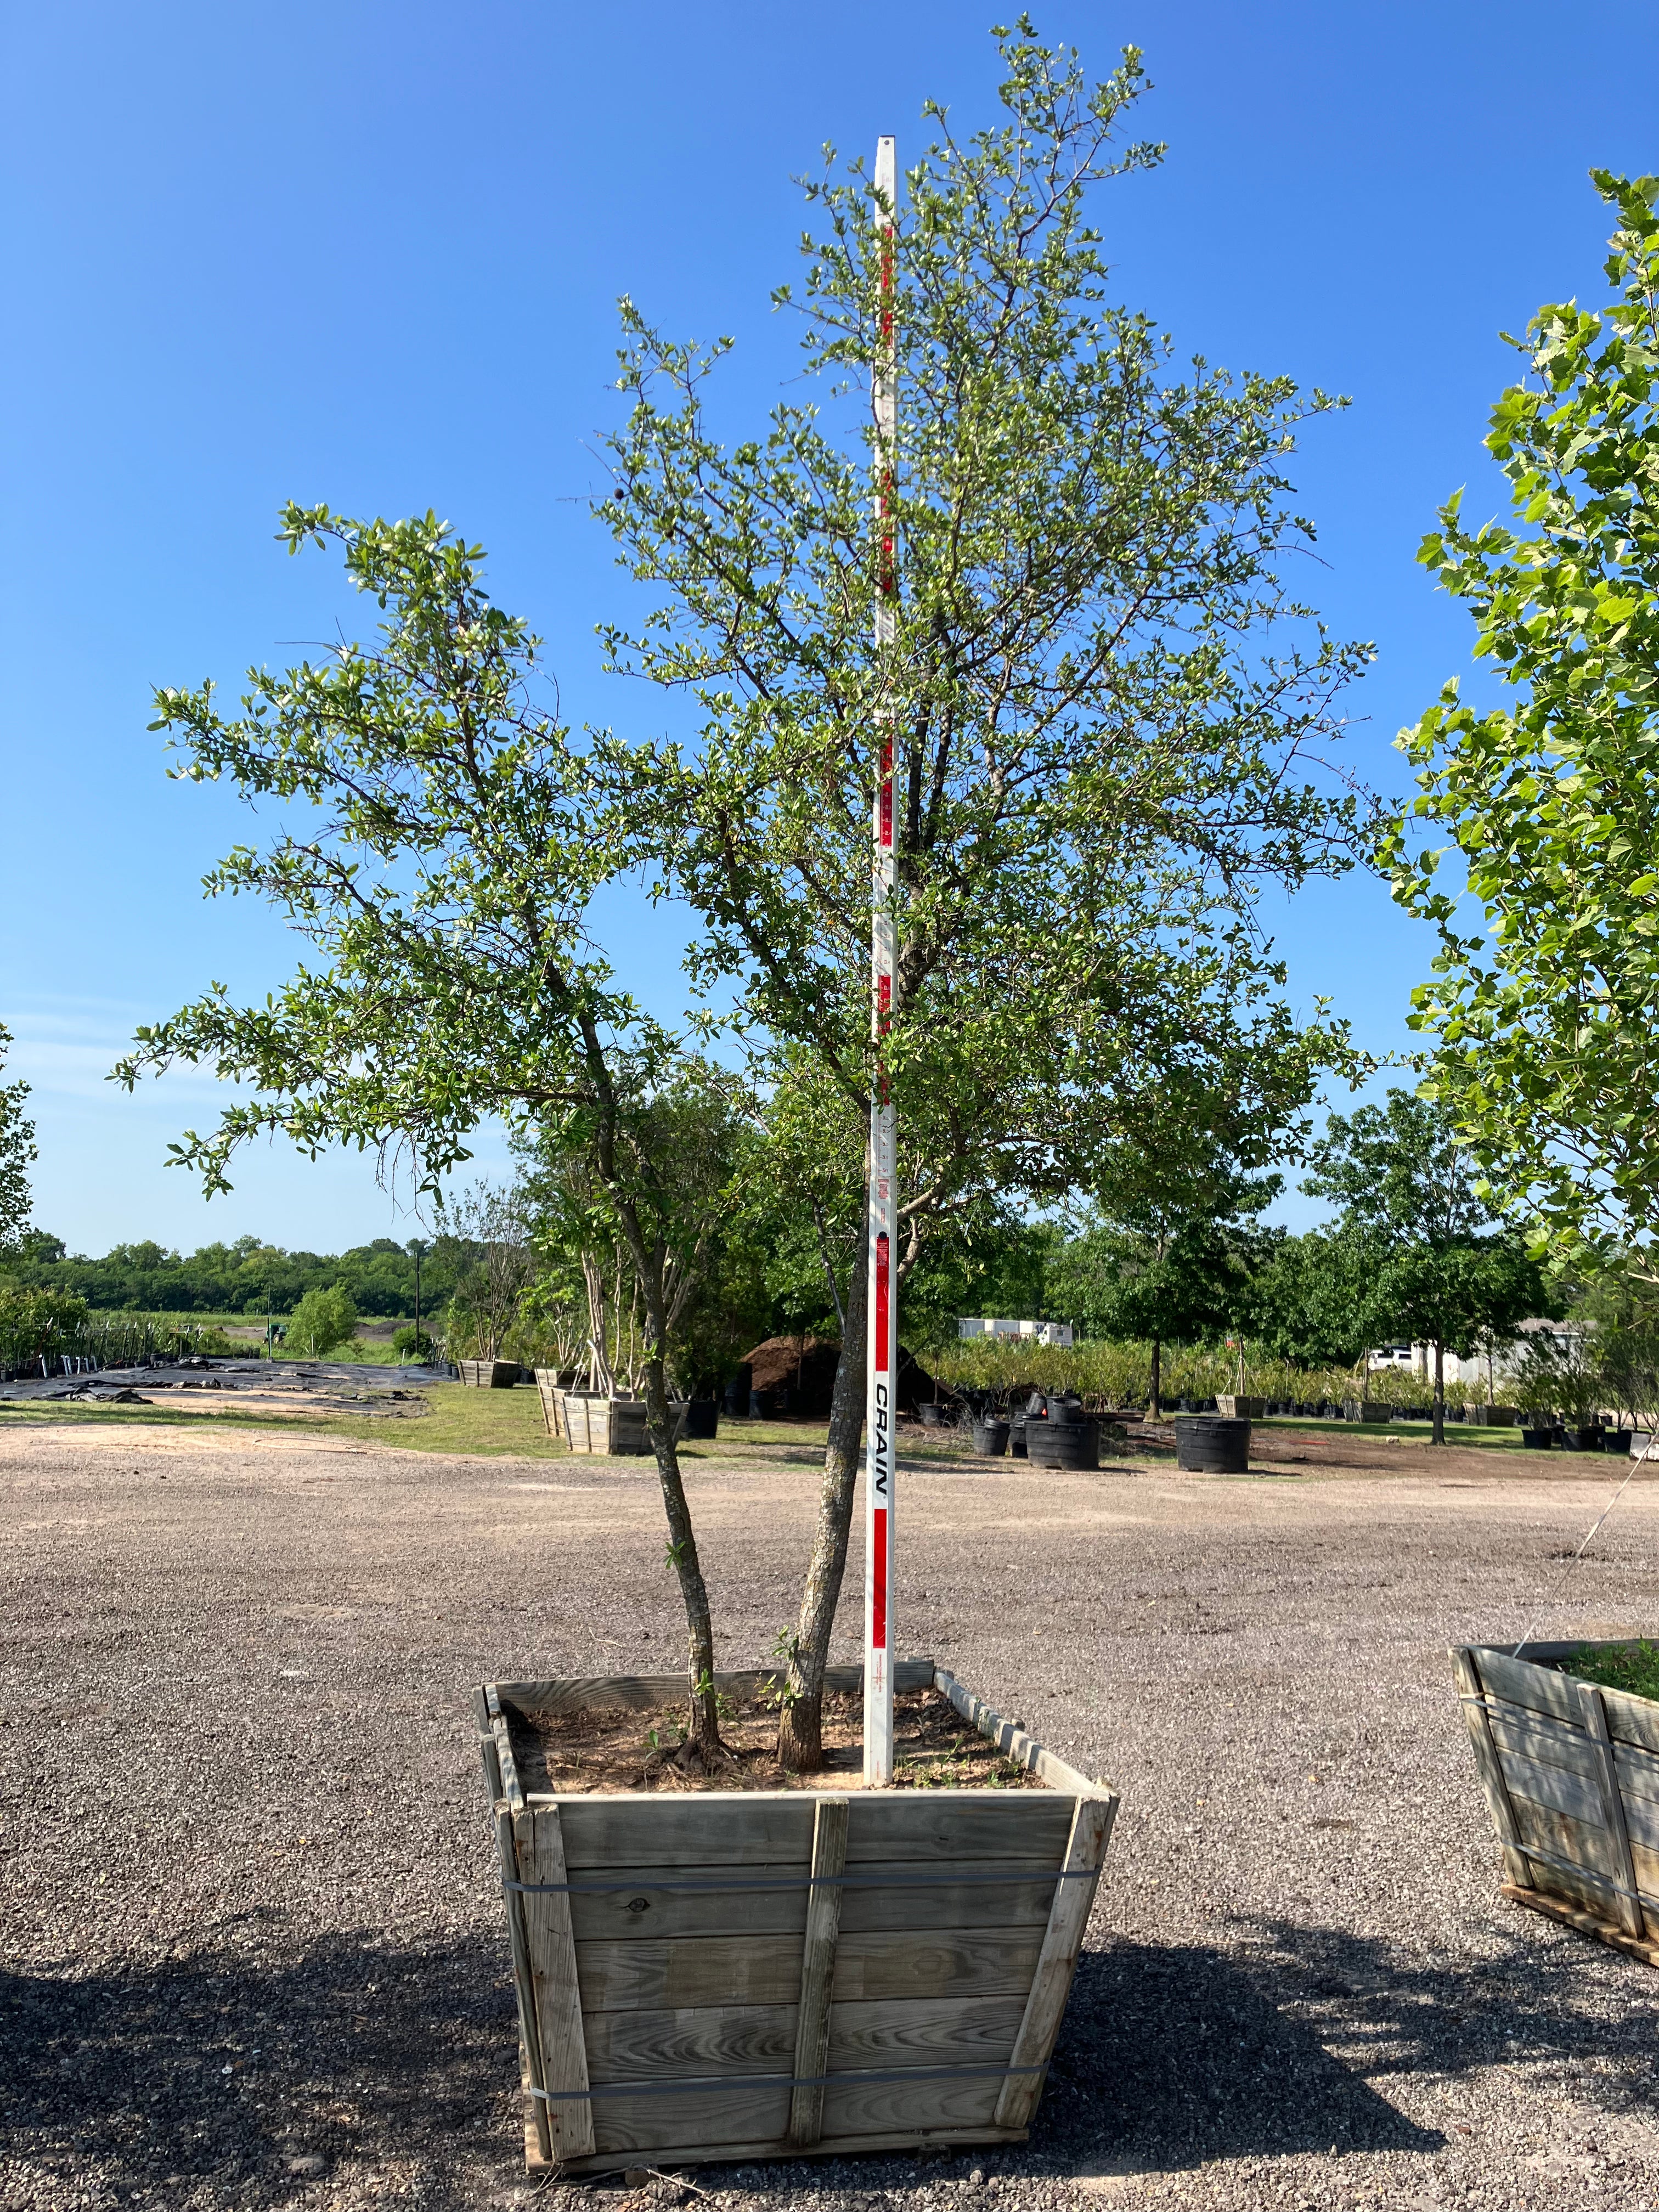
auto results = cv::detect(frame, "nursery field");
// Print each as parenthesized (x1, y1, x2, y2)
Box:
(7, 1419, 1659, 2212)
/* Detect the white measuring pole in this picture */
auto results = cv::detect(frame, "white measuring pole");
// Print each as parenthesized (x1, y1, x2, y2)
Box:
(864, 133, 899, 1787)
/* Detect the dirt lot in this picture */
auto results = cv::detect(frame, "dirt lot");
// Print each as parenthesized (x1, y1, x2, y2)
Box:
(6, 1419, 1659, 2212)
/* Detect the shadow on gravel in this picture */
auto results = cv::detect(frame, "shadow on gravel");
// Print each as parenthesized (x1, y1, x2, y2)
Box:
(1041, 1915, 1659, 2178)
(1033, 1934, 1445, 2176)
(0, 1931, 520, 2207)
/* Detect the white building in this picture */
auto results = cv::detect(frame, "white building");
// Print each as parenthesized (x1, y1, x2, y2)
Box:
(958, 1317, 1075, 1348)
(1366, 1317, 1579, 1387)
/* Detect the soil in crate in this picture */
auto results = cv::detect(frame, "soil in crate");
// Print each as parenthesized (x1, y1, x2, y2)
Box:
(516, 1683, 1040, 1796)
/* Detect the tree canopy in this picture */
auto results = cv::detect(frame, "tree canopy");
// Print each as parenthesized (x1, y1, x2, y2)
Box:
(0, 1021, 36, 1250)
(1386, 172, 1659, 1251)
(1300, 1089, 1552, 1436)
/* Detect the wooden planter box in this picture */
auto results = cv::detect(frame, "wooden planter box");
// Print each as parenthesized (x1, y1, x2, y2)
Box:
(1455, 1639, 1659, 1963)
(541, 1388, 687, 1454)
(474, 1660, 1118, 2176)
(458, 1359, 519, 1389)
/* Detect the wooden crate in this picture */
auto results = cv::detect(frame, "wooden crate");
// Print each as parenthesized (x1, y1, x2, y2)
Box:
(458, 1359, 519, 1390)
(475, 1660, 1118, 2175)
(544, 1391, 688, 1454)
(1454, 1639, 1659, 1962)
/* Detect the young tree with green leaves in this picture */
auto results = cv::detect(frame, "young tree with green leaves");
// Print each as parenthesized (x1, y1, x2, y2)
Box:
(0, 1021, 37, 1250)
(1048, 1148, 1276, 1412)
(1300, 1090, 1552, 1442)
(1386, 172, 1659, 1254)
(285, 1282, 358, 1358)
(118, 509, 735, 1763)
(600, 20, 1371, 1760)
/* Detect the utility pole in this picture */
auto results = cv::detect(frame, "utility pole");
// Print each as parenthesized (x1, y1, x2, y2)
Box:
(408, 1238, 428, 1359)
(865, 133, 898, 1788)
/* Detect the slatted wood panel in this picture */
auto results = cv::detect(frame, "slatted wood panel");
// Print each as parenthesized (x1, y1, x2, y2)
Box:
(580, 1994, 1027, 2085)
(552, 1792, 1075, 1874)
(586, 2066, 1011, 2156)
(1462, 1645, 1659, 1948)
(514, 1804, 595, 2162)
(562, 1857, 1060, 1943)
(787, 1795, 848, 2146)
(479, 1660, 1118, 2175)
(575, 1926, 1047, 2012)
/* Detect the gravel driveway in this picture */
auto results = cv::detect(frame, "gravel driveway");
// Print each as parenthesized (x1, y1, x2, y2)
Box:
(5, 1417, 1659, 2212)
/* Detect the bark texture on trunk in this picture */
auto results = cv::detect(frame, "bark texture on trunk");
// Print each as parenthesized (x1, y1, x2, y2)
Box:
(639, 1345, 722, 1759)
(777, 1251, 870, 1771)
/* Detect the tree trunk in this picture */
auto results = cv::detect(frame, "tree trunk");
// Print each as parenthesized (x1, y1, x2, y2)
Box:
(612, 1195, 721, 1763)
(639, 1342, 722, 1760)
(1431, 1336, 1445, 1447)
(777, 1245, 870, 1770)
(1150, 1336, 1161, 1418)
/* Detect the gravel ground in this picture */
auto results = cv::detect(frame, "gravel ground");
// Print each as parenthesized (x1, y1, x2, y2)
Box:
(7, 1417, 1659, 2212)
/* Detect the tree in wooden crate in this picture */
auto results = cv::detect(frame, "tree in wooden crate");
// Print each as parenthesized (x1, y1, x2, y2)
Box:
(598, 24, 1373, 1761)
(116, 510, 735, 1762)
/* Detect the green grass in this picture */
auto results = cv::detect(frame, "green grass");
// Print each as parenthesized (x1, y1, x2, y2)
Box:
(1564, 1638, 1659, 1702)
(1258, 1414, 1525, 1449)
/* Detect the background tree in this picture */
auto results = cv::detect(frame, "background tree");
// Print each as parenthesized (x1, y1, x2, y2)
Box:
(1244, 1229, 1380, 1373)
(0, 1020, 37, 1250)
(601, 22, 1372, 1760)
(119, 510, 733, 1763)
(1050, 1147, 1276, 1412)
(1386, 173, 1659, 1252)
(285, 1282, 358, 1357)
(518, 1060, 754, 1398)
(433, 1183, 537, 1363)
(1300, 1090, 1552, 1442)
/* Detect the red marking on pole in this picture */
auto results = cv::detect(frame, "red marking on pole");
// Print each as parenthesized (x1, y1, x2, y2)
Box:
(875, 1231, 890, 1373)
(871, 1508, 888, 1647)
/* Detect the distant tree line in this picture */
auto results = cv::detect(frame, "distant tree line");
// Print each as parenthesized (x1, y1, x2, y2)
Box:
(0, 1232, 460, 1318)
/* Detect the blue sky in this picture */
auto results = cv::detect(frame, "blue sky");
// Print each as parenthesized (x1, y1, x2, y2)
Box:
(3, 0, 1655, 1254)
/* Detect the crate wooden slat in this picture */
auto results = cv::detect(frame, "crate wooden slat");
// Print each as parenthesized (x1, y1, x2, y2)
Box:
(1455, 1640, 1659, 1956)
(478, 1657, 1118, 2175)
(545, 1392, 690, 1455)
(458, 1359, 518, 1389)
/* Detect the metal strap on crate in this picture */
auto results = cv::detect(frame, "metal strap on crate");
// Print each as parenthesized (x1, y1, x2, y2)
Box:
(527, 2061, 1048, 2104)
(1507, 1838, 1654, 1912)
(1455, 1691, 1590, 1743)
(504, 1865, 1096, 1898)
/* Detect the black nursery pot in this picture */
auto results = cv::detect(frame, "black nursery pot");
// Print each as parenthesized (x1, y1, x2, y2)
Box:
(1174, 1415, 1251, 1474)
(1009, 1413, 1029, 1458)
(920, 1402, 946, 1429)
(682, 1399, 719, 1440)
(1025, 1417, 1100, 1471)
(973, 1417, 1011, 1458)
(1564, 1425, 1606, 1453)
(1521, 1427, 1555, 1451)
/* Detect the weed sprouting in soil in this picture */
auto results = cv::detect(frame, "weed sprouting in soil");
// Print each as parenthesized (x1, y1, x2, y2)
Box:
(1563, 1638, 1659, 1702)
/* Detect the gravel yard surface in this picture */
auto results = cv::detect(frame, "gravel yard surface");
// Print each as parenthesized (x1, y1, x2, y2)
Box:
(7, 1418, 1659, 2212)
